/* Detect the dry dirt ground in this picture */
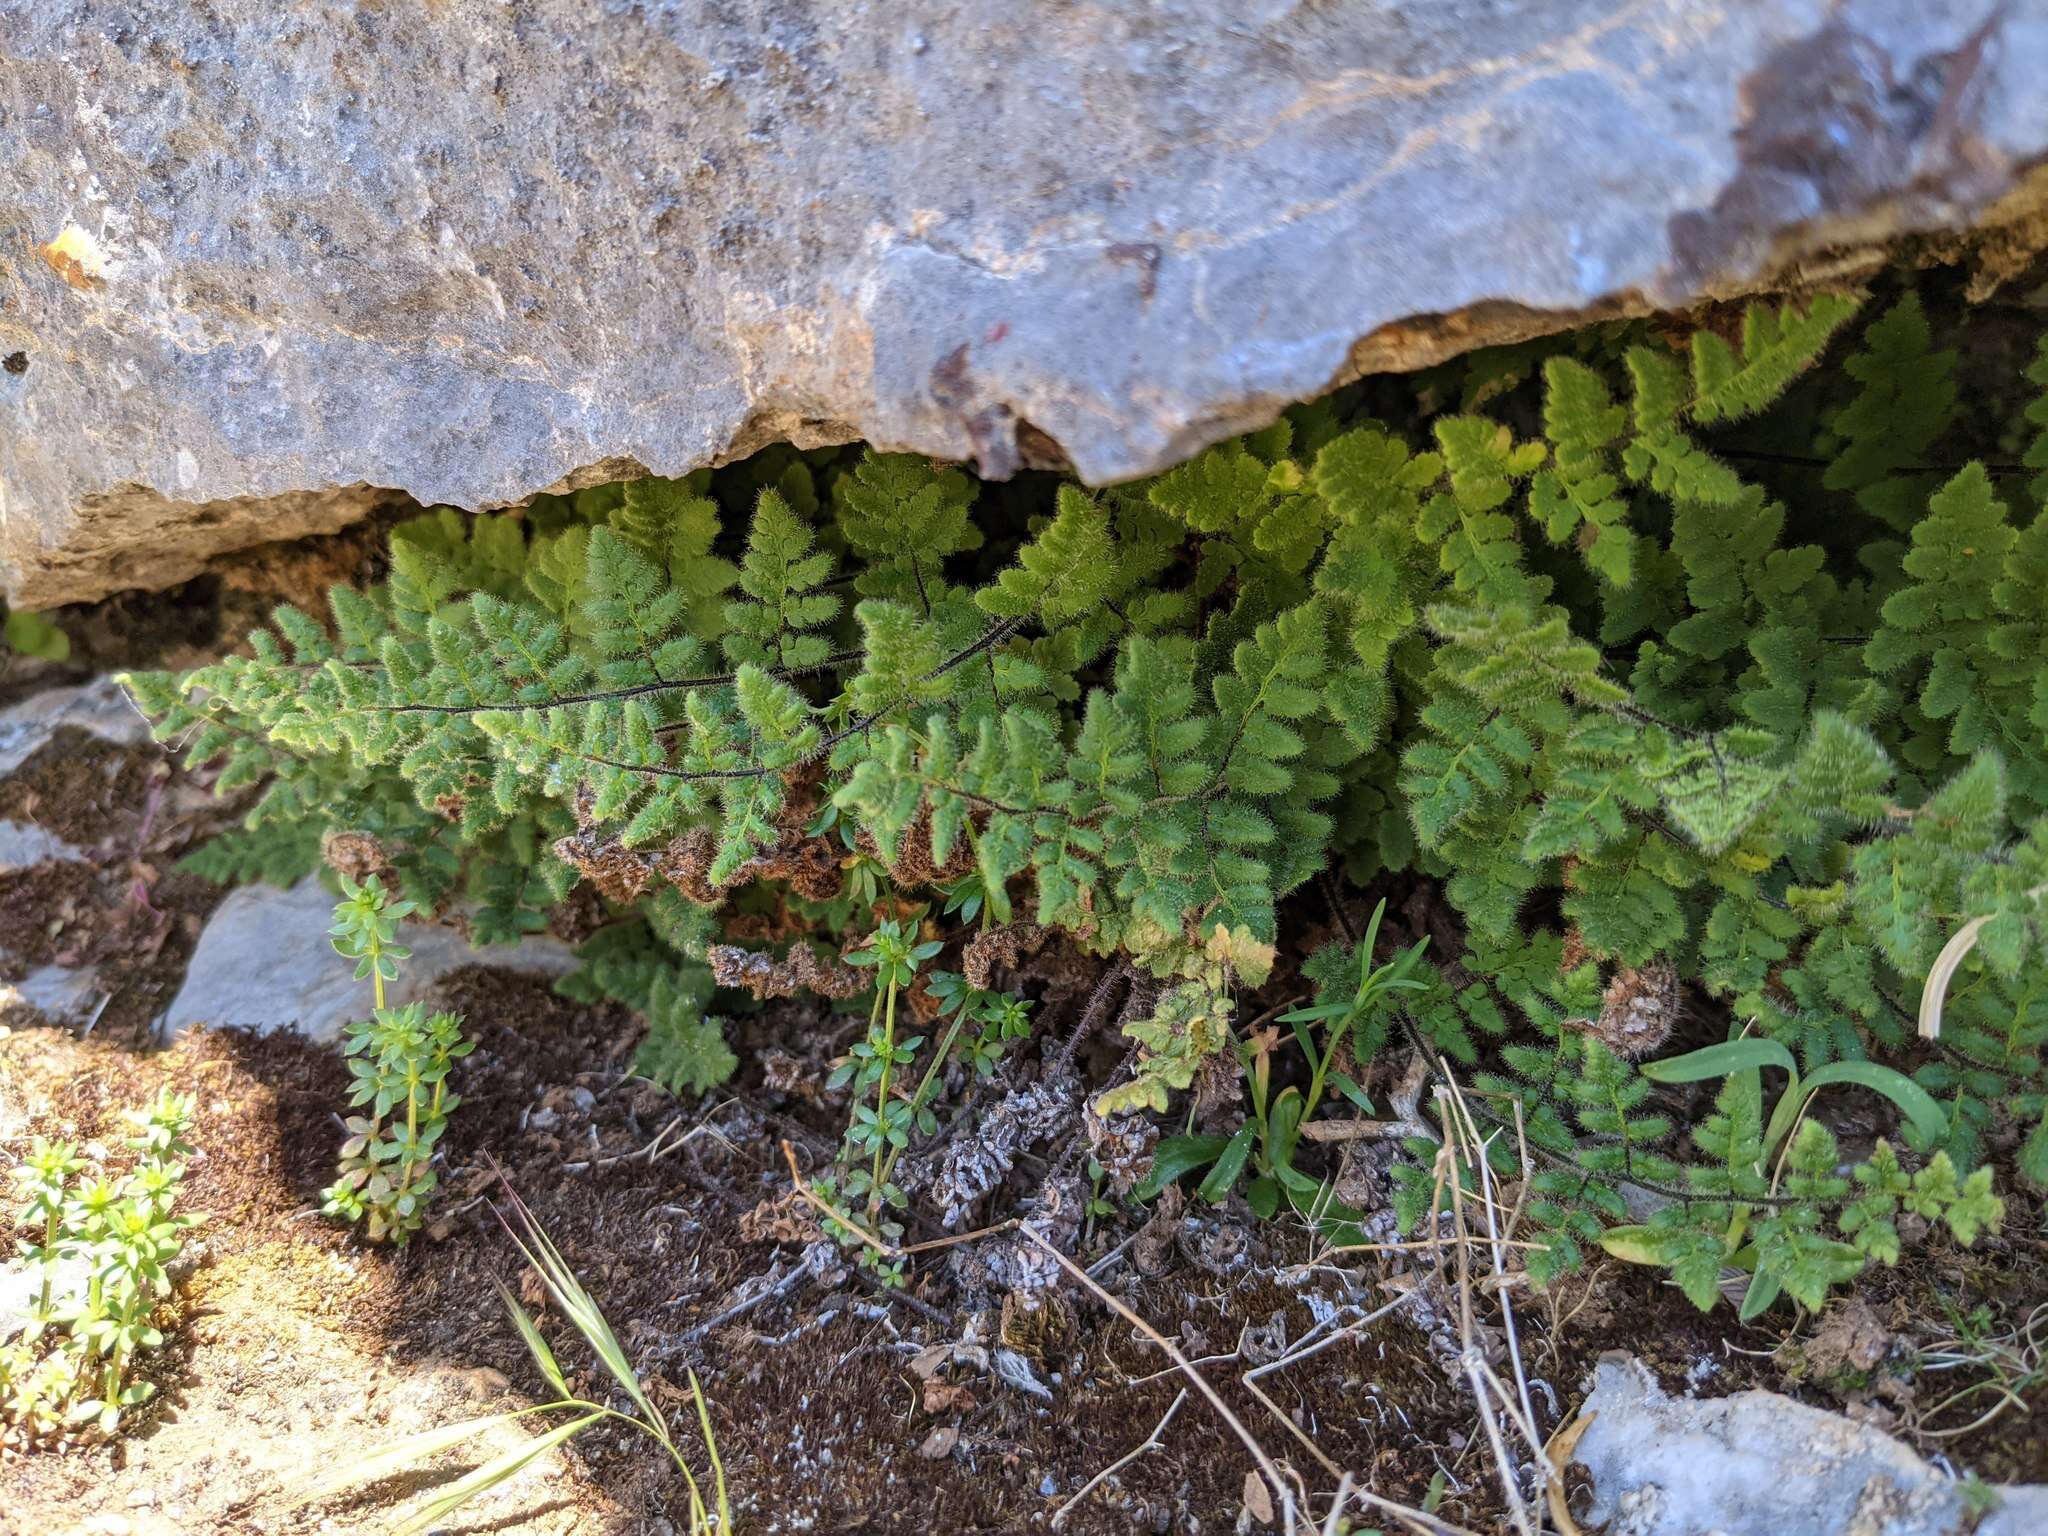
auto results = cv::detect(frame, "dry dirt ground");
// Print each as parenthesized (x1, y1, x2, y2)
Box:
(5, 987, 1530, 1536)
(6, 970, 2045, 1536)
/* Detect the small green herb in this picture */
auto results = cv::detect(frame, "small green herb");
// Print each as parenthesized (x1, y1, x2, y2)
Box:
(4, 1089, 198, 1444)
(320, 874, 474, 1243)
(1139, 898, 1425, 1232)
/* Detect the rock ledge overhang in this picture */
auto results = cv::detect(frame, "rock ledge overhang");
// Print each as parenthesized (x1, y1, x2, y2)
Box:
(3, 1, 2046, 605)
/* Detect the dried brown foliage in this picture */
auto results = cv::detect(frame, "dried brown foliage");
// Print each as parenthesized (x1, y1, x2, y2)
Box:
(1589, 959, 1681, 1059)
(1084, 1102, 1158, 1196)
(881, 805, 977, 889)
(554, 826, 660, 903)
(320, 828, 393, 886)
(739, 1188, 820, 1245)
(708, 942, 868, 1001)
(960, 922, 1049, 990)
(760, 1050, 806, 1096)
(643, 827, 714, 904)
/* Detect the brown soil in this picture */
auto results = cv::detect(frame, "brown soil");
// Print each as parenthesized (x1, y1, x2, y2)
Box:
(0, 1023, 615, 1536)
(0, 730, 235, 1044)
(6, 960, 2043, 1536)
(2, 982, 1511, 1535)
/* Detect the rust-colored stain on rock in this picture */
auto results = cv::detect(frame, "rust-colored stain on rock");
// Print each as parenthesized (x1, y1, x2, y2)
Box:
(39, 222, 106, 290)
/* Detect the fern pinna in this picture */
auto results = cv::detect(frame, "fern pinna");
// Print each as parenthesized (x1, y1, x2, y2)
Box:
(126, 288, 2048, 1312)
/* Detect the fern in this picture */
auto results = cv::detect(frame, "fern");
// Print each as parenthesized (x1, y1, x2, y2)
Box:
(723, 490, 842, 670)
(834, 451, 981, 610)
(1824, 293, 1958, 529)
(1867, 464, 2019, 764)
(129, 284, 2048, 1316)
(631, 972, 736, 1096)
(2024, 337, 2048, 505)
(1530, 357, 1634, 586)
(1688, 294, 1861, 424)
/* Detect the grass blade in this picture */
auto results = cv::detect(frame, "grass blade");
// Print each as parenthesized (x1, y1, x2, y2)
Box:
(396, 1411, 602, 1535)
(1639, 1038, 1796, 1083)
(304, 1404, 578, 1500)
(498, 1280, 568, 1397)
(690, 1368, 731, 1533)
(495, 1182, 665, 1432)
(1800, 1060, 1949, 1144)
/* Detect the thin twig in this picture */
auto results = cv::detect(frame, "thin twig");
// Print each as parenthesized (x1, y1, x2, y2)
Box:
(778, 1140, 1019, 1256)
(1049, 960, 1135, 1077)
(684, 1261, 814, 1341)
(1245, 1294, 1415, 1381)
(1443, 1074, 1544, 1459)
(1325, 1235, 1552, 1256)
(1019, 1226, 1299, 1534)
(1434, 1085, 1537, 1536)
(1051, 1389, 1188, 1527)
(559, 1112, 696, 1173)
(1340, 1487, 1488, 1536)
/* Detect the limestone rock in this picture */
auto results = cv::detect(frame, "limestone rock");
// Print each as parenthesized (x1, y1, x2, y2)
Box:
(1573, 1354, 2048, 1536)
(5, 3, 2047, 605)
(161, 877, 576, 1043)
(0, 677, 152, 775)
(0, 820, 86, 875)
(1, 964, 103, 1024)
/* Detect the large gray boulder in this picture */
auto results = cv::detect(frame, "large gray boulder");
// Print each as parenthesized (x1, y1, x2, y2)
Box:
(3, 2, 2046, 605)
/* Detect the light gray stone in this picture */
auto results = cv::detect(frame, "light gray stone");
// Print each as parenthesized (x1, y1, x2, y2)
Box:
(1573, 1354, 2048, 1536)
(1980, 1486, 2048, 1536)
(160, 877, 576, 1043)
(0, 677, 152, 775)
(0, 820, 87, 873)
(3, 964, 102, 1023)
(5, 2, 2047, 604)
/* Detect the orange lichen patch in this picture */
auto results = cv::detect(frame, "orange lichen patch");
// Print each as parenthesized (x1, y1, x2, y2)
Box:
(39, 222, 106, 290)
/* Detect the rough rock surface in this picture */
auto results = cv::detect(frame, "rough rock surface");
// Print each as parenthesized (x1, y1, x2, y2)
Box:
(0, 675, 152, 775)
(5, 2, 2048, 605)
(161, 876, 576, 1043)
(1574, 1354, 2048, 1536)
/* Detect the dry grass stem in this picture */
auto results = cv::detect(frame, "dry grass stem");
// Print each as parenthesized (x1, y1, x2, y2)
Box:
(1423, 1065, 1570, 1536)
(1051, 1388, 1188, 1527)
(778, 1139, 1019, 1255)
(1019, 1226, 1301, 1533)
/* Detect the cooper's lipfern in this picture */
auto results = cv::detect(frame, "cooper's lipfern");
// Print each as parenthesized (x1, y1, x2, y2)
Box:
(127, 288, 2048, 1315)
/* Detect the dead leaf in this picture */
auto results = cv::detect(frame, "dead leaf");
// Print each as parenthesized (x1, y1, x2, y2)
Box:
(1242, 1468, 1274, 1524)
(908, 1343, 952, 1380)
(1802, 1296, 1892, 1378)
(1543, 1409, 1594, 1536)
(642, 1370, 695, 1408)
(518, 1266, 547, 1310)
(917, 1425, 958, 1460)
(738, 1188, 820, 1244)
(1132, 1183, 1183, 1276)
(921, 1379, 977, 1415)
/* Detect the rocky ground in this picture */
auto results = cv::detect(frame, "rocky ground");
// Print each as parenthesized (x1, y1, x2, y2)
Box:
(3, 567, 2047, 1535)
